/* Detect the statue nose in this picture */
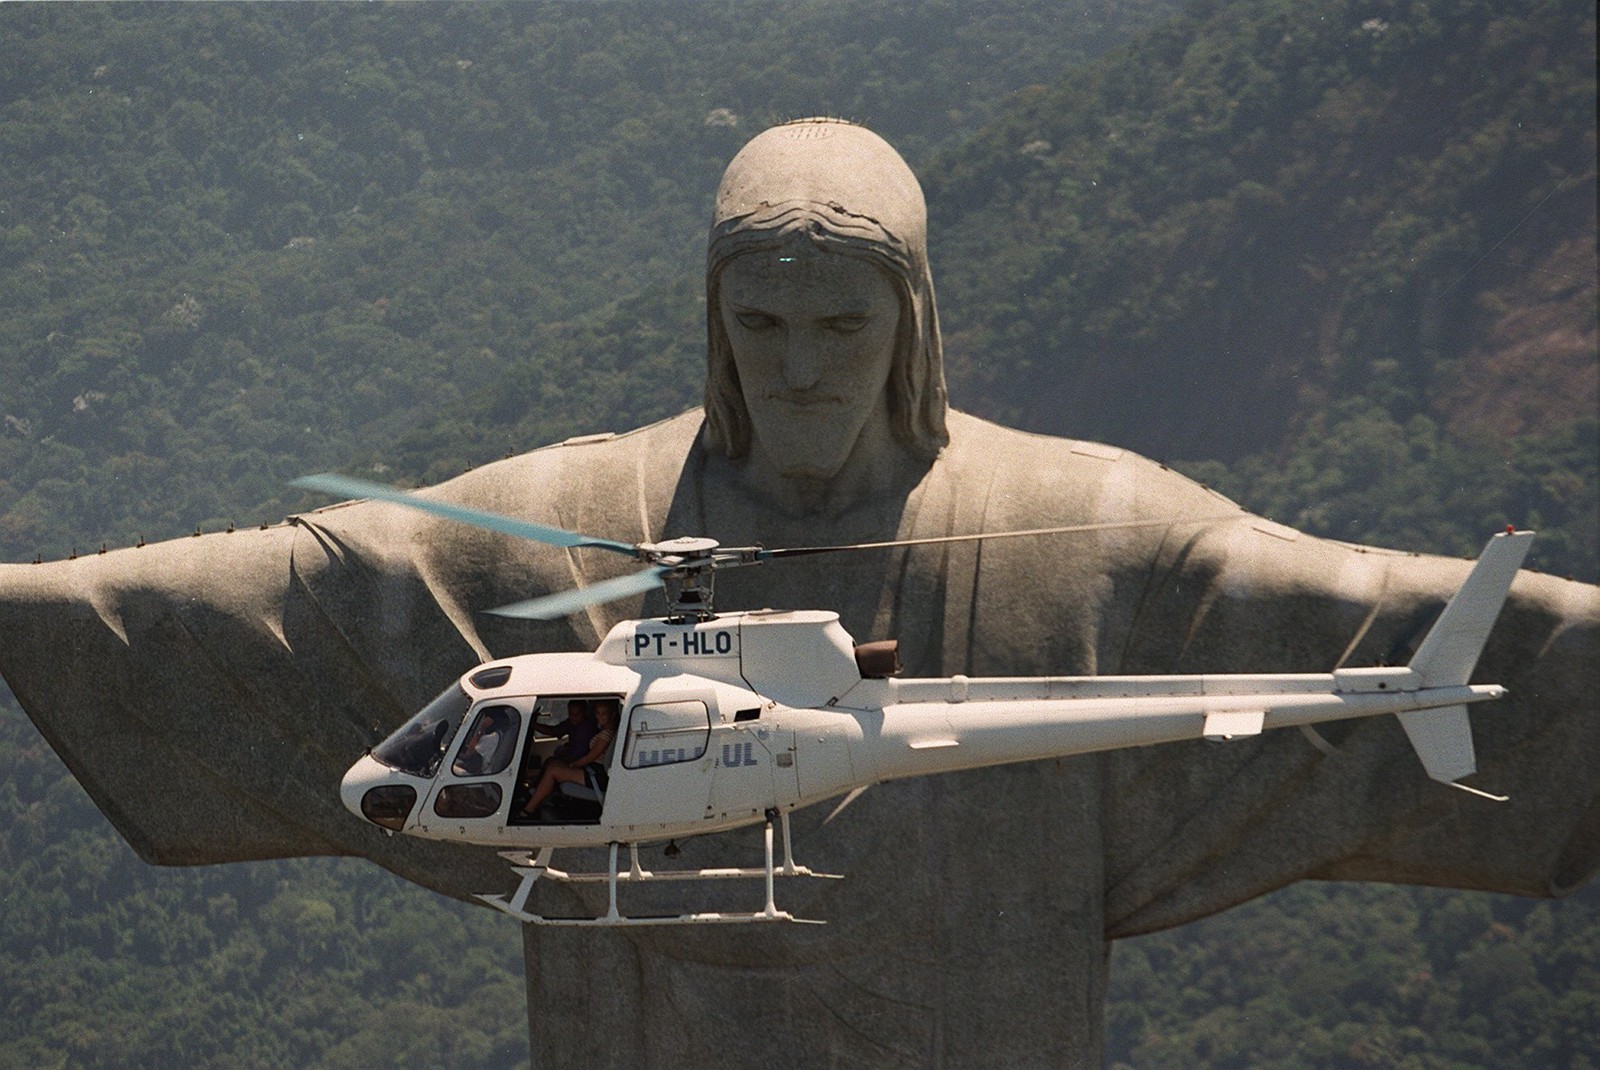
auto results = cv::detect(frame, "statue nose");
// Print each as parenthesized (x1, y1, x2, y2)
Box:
(780, 339, 824, 390)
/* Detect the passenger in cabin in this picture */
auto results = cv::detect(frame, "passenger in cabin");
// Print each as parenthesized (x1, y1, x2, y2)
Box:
(514, 699, 592, 804)
(517, 699, 618, 821)
(549, 699, 598, 765)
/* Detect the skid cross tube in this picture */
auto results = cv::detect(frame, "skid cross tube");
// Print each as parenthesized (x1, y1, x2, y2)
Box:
(473, 812, 838, 925)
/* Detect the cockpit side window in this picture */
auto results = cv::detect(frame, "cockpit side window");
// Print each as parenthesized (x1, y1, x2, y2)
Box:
(452, 704, 521, 778)
(372, 684, 473, 778)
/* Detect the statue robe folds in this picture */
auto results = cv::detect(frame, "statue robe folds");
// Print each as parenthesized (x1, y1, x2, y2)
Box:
(3, 409, 1597, 1067)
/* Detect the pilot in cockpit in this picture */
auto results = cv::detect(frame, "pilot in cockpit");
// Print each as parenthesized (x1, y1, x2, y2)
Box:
(452, 704, 515, 777)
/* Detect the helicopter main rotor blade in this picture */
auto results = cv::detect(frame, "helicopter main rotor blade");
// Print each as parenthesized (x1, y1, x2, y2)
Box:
(760, 515, 1239, 561)
(485, 567, 672, 620)
(292, 474, 639, 556)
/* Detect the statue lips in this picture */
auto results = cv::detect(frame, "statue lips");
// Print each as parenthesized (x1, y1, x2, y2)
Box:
(767, 391, 845, 409)
(761, 393, 853, 480)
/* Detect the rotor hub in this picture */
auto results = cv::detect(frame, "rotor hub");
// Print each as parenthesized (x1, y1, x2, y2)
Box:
(642, 537, 720, 560)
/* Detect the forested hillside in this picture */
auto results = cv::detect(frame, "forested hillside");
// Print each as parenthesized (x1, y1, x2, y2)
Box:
(1, 2, 1594, 1067)
(926, 0, 1596, 573)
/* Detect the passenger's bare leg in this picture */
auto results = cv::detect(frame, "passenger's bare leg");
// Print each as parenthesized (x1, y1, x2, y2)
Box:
(519, 762, 582, 817)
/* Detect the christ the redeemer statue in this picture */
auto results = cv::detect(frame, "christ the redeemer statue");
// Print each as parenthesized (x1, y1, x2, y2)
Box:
(2, 119, 1595, 1068)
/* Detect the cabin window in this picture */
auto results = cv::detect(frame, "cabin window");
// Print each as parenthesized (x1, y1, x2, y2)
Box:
(434, 783, 503, 819)
(372, 684, 473, 778)
(451, 704, 521, 777)
(623, 701, 711, 769)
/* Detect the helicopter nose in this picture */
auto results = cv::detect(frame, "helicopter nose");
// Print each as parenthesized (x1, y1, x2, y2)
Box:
(342, 754, 420, 831)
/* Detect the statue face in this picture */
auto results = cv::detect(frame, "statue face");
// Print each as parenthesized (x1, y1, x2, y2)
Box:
(719, 244, 901, 481)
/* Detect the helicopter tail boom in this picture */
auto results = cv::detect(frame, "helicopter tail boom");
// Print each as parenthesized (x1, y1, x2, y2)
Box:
(856, 531, 1531, 795)
(862, 684, 1502, 786)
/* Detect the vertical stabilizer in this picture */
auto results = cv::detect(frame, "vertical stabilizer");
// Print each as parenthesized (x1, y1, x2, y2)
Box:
(1407, 530, 1533, 688)
(1396, 704, 1476, 782)
(1398, 530, 1532, 790)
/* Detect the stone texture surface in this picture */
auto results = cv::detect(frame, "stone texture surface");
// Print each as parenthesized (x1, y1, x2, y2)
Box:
(1, 121, 1596, 1068)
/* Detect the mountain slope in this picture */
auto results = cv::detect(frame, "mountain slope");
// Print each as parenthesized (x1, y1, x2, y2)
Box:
(927, 0, 1595, 470)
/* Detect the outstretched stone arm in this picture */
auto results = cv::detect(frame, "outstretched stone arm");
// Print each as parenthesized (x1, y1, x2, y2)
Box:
(0, 512, 528, 898)
(0, 524, 343, 865)
(0, 424, 686, 897)
(1100, 521, 1600, 938)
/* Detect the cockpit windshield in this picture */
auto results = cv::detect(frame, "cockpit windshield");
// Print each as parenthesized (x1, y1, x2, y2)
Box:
(372, 684, 473, 778)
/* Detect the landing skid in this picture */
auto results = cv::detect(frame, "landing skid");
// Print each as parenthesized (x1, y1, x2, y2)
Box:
(475, 811, 842, 926)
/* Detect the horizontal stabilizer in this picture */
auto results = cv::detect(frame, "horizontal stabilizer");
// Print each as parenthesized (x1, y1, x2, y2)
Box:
(1396, 704, 1476, 783)
(1203, 709, 1265, 741)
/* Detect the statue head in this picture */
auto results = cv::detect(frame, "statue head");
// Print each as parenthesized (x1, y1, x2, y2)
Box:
(703, 120, 948, 473)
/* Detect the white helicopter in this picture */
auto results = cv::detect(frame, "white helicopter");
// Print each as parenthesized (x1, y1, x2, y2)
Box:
(297, 474, 1532, 928)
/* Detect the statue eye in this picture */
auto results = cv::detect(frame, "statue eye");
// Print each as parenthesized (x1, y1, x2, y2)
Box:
(824, 315, 870, 335)
(733, 311, 778, 331)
